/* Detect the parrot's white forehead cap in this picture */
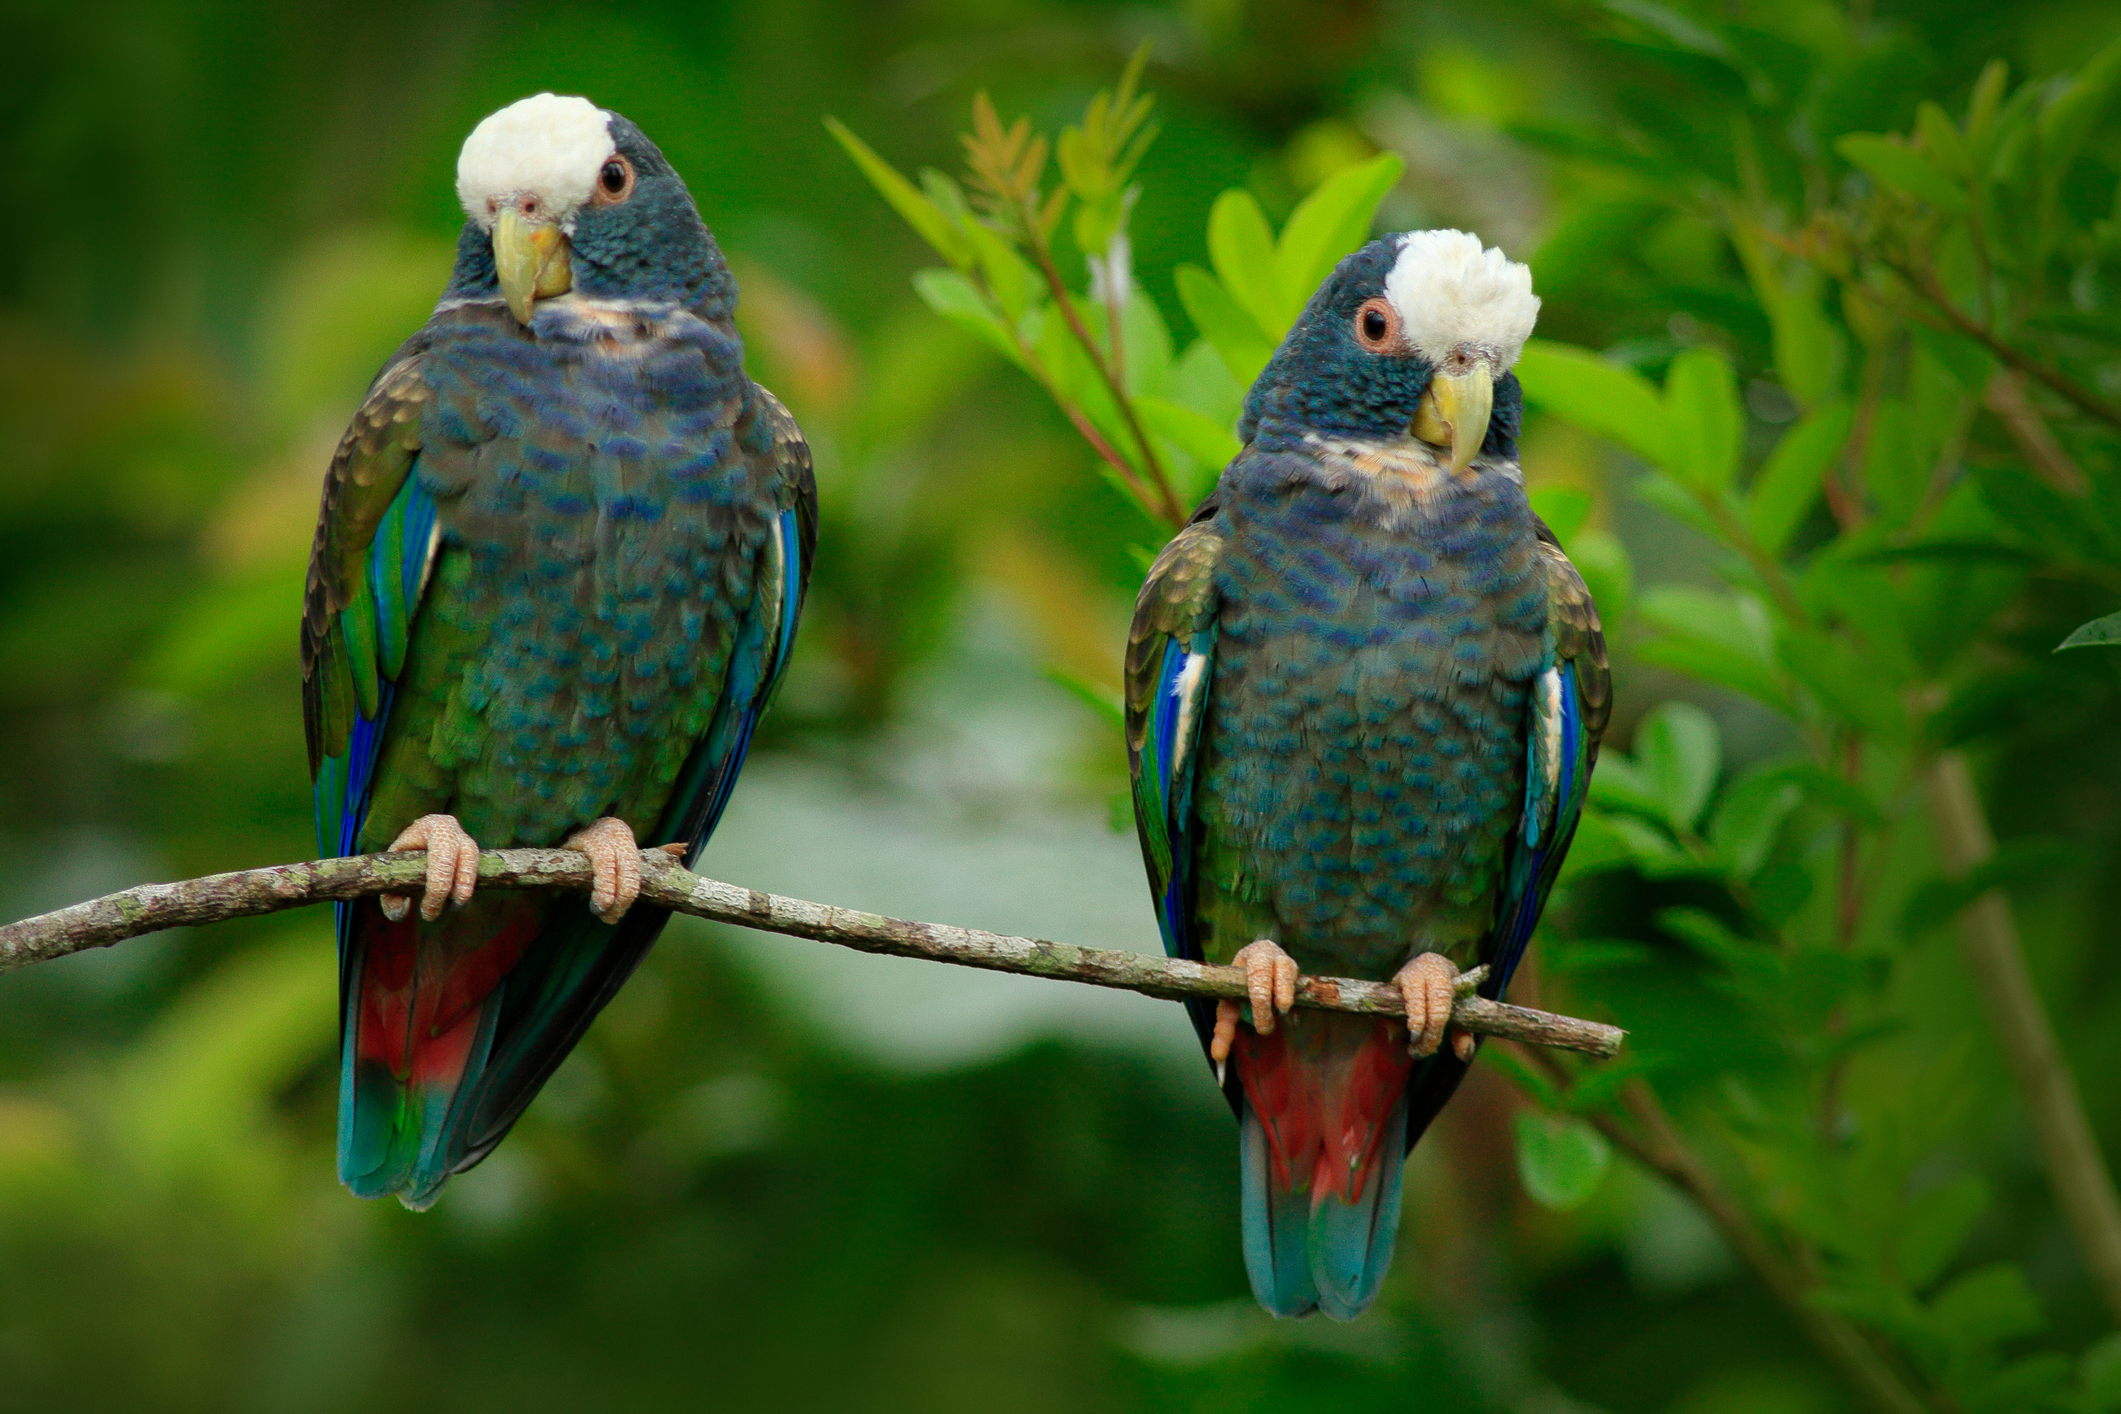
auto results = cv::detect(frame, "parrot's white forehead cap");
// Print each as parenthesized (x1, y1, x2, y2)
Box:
(1383, 229, 1539, 369)
(456, 93, 615, 229)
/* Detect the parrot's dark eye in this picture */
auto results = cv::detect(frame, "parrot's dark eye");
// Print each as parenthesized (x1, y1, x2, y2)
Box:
(1354, 297, 1399, 352)
(592, 155, 636, 205)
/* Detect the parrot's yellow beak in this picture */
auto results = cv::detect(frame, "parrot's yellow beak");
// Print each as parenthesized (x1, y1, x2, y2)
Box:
(492, 206, 573, 326)
(1410, 359, 1495, 475)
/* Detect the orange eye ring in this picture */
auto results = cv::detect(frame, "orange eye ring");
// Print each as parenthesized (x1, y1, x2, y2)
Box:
(592, 154, 636, 206)
(1354, 296, 1400, 352)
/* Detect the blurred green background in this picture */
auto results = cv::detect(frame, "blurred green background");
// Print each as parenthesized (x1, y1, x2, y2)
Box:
(7, 1, 2121, 1410)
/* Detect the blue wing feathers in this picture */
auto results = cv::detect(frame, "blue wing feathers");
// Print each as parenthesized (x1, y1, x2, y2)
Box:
(1487, 661, 1587, 1000)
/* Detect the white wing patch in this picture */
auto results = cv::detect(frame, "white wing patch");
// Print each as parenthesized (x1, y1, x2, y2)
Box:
(1530, 665, 1565, 833)
(1170, 650, 1210, 778)
(764, 513, 788, 656)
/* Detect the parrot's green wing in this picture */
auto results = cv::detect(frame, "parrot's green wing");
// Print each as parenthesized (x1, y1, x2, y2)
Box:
(1124, 499, 1227, 1067)
(301, 352, 442, 853)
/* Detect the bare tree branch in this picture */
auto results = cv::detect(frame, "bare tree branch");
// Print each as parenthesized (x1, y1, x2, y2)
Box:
(1926, 751, 2121, 1326)
(0, 848, 1625, 1058)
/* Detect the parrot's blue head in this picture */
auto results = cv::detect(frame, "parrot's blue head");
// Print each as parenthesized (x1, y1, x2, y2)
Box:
(1240, 230, 1538, 475)
(442, 93, 736, 326)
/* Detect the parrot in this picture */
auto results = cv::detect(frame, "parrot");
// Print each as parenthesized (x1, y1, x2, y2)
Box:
(301, 93, 816, 1208)
(1125, 229, 1609, 1319)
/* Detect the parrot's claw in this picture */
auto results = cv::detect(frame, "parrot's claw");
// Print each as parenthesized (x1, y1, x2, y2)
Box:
(381, 814, 482, 923)
(565, 817, 642, 924)
(1211, 939, 1300, 1069)
(1394, 951, 1461, 1058)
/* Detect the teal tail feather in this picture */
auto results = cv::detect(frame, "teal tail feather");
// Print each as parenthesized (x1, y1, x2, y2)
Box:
(1239, 1096, 1408, 1320)
(1233, 1013, 1414, 1320)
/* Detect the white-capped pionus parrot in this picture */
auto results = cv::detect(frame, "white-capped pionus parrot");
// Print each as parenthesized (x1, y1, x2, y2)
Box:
(302, 94, 816, 1208)
(1126, 230, 1609, 1319)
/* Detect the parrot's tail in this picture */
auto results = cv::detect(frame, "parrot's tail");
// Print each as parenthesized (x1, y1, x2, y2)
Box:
(335, 893, 666, 1209)
(1233, 1012, 1414, 1320)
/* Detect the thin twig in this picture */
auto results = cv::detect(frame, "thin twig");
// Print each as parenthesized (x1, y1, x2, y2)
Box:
(1520, 1046, 1939, 1414)
(1902, 265, 2121, 433)
(1021, 235, 1188, 527)
(1982, 369, 2090, 496)
(0, 849, 1626, 1058)
(1925, 751, 2121, 1324)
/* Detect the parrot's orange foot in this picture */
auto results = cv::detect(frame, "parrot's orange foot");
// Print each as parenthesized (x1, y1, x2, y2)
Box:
(565, 817, 642, 924)
(1394, 951, 1463, 1059)
(380, 814, 482, 923)
(1211, 939, 1301, 1077)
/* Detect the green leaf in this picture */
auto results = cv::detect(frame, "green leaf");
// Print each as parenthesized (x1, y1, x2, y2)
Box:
(1566, 528, 1635, 622)
(1864, 399, 1927, 525)
(1528, 486, 1592, 547)
(1589, 756, 1669, 821)
(1163, 337, 1247, 431)
(1513, 1112, 1611, 1209)
(2035, 31, 2121, 187)
(1976, 465, 2111, 563)
(1176, 265, 1275, 387)
(1633, 473, 1725, 541)
(1483, 1046, 1564, 1109)
(1770, 761, 1885, 824)
(1916, 101, 1971, 178)
(1749, 400, 1852, 555)
(1609, 815, 1703, 875)
(1637, 587, 1792, 714)
(2059, 609, 2121, 650)
(827, 118, 976, 267)
(1836, 133, 1969, 213)
(1663, 348, 1743, 490)
(962, 218, 1037, 321)
(1115, 287, 1175, 396)
(1779, 628, 1906, 736)
(1635, 701, 1721, 831)
(1902, 838, 2083, 935)
(1517, 340, 1674, 467)
(1808, 1281, 1937, 1353)
(1554, 809, 1636, 879)
(911, 269, 1022, 364)
(1207, 189, 1285, 342)
(1929, 1262, 2043, 1344)
(1965, 58, 2009, 142)
(1967, 1355, 2072, 1413)
(1707, 768, 1801, 877)
(2079, 1333, 2121, 1409)
(1272, 152, 1405, 324)
(1135, 396, 1241, 475)
(1897, 1173, 1988, 1291)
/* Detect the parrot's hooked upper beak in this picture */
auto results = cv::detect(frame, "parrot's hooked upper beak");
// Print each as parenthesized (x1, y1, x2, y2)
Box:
(1409, 356, 1495, 476)
(492, 203, 574, 326)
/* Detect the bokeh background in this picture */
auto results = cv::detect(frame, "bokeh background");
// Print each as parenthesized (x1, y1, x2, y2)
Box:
(7, 1, 2121, 1410)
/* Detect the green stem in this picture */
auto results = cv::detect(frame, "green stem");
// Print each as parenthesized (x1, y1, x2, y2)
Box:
(1899, 263, 2121, 434)
(1522, 1054, 1941, 1414)
(1020, 220, 1188, 528)
(1698, 488, 1812, 629)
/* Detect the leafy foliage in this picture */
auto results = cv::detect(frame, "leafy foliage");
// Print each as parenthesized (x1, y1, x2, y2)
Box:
(12, 2, 2121, 1412)
(848, 18, 2121, 1413)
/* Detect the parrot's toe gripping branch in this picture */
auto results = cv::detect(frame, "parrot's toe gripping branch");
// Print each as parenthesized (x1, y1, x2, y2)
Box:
(565, 818, 643, 924)
(1395, 951, 1472, 1060)
(380, 814, 482, 923)
(1211, 939, 1300, 1082)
